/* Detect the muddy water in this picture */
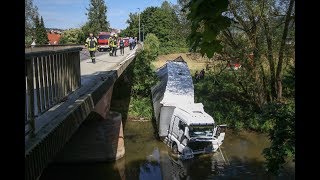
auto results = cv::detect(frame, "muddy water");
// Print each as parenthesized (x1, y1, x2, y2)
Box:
(39, 120, 295, 180)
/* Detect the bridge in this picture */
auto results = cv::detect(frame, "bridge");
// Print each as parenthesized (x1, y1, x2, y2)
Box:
(25, 45, 140, 180)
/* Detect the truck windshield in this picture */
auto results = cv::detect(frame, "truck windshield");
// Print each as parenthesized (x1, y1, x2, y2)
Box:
(99, 35, 110, 39)
(189, 125, 214, 137)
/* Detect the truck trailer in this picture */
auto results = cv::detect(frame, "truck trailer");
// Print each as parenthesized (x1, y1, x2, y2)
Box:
(151, 56, 227, 160)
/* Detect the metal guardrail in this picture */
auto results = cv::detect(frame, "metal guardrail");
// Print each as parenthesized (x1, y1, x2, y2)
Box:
(25, 44, 84, 53)
(25, 47, 83, 137)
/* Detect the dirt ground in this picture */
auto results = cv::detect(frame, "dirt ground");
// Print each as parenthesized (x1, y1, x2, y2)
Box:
(152, 53, 212, 71)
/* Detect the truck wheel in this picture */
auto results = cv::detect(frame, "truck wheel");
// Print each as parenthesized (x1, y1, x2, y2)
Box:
(172, 143, 178, 154)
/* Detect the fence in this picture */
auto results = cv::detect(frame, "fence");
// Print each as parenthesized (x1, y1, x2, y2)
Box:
(25, 47, 82, 137)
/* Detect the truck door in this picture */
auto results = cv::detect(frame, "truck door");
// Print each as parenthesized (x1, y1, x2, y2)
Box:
(177, 120, 186, 143)
(171, 116, 180, 139)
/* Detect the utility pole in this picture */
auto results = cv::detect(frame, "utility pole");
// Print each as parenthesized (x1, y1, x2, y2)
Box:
(137, 8, 141, 43)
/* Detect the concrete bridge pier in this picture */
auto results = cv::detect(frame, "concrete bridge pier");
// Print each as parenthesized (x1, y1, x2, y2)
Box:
(52, 86, 126, 163)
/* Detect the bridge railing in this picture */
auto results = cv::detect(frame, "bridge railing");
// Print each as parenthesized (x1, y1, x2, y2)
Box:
(25, 47, 83, 137)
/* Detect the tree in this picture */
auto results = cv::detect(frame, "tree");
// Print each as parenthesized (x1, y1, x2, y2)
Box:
(122, 12, 140, 38)
(185, 0, 231, 58)
(122, 1, 187, 54)
(262, 102, 295, 175)
(25, 0, 39, 45)
(219, 0, 295, 104)
(84, 0, 109, 36)
(59, 28, 85, 44)
(185, 0, 295, 174)
(34, 16, 49, 45)
(143, 33, 160, 60)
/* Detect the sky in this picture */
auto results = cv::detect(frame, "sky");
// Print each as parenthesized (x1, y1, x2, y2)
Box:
(34, 0, 178, 30)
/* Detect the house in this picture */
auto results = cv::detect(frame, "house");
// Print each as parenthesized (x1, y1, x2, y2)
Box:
(47, 30, 61, 45)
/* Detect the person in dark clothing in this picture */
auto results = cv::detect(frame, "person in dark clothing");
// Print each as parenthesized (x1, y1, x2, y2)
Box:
(194, 71, 200, 82)
(119, 37, 125, 55)
(200, 69, 205, 79)
(112, 35, 118, 56)
(85, 33, 98, 63)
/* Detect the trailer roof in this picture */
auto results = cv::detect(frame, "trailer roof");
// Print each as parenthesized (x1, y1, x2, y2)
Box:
(155, 56, 194, 106)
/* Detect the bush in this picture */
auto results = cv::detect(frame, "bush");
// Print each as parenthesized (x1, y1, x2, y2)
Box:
(128, 97, 153, 119)
(144, 33, 160, 59)
(59, 28, 85, 44)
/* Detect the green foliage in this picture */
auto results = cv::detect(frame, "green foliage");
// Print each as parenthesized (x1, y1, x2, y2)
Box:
(25, 0, 39, 45)
(59, 28, 85, 44)
(262, 102, 295, 174)
(132, 51, 157, 97)
(283, 65, 295, 98)
(128, 97, 153, 119)
(194, 71, 276, 133)
(185, 0, 231, 58)
(84, 0, 109, 35)
(144, 33, 160, 59)
(122, 1, 188, 54)
(122, 12, 140, 38)
(127, 33, 161, 119)
(35, 16, 49, 45)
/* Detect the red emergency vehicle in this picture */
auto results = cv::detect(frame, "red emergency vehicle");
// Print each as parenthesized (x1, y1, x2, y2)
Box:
(97, 32, 111, 51)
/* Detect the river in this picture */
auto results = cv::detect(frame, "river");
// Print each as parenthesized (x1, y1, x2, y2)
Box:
(39, 120, 295, 180)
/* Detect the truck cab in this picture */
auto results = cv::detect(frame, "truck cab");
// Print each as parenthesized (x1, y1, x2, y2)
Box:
(164, 104, 227, 160)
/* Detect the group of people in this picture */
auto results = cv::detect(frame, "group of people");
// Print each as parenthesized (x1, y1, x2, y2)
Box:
(129, 37, 137, 50)
(194, 69, 205, 82)
(108, 34, 121, 56)
(85, 32, 137, 63)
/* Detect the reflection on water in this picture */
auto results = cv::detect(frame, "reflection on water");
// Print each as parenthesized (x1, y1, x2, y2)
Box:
(39, 120, 295, 180)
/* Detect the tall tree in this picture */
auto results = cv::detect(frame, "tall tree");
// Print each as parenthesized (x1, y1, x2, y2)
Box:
(122, 1, 186, 54)
(25, 0, 39, 44)
(84, 0, 109, 36)
(39, 16, 49, 44)
(185, 0, 295, 174)
(35, 16, 48, 45)
(185, 0, 231, 58)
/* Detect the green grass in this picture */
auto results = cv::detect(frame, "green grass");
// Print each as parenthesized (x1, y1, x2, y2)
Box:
(128, 97, 153, 120)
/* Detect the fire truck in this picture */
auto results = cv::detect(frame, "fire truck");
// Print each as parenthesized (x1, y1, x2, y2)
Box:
(97, 32, 111, 51)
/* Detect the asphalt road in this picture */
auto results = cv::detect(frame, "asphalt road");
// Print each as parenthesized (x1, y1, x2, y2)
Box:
(79, 49, 110, 61)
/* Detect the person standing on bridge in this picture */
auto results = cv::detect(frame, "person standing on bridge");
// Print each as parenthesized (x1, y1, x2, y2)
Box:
(119, 37, 125, 56)
(85, 33, 98, 63)
(112, 34, 118, 56)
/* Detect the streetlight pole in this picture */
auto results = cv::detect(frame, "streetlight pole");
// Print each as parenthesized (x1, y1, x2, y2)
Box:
(142, 25, 144, 42)
(137, 8, 141, 43)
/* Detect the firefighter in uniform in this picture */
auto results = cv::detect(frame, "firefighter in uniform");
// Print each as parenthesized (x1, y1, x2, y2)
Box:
(109, 36, 114, 56)
(85, 33, 98, 63)
(112, 34, 118, 56)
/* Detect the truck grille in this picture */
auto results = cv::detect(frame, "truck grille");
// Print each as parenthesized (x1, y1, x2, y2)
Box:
(187, 141, 211, 152)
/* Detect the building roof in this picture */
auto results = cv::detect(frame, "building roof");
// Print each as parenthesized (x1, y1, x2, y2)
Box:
(47, 33, 61, 44)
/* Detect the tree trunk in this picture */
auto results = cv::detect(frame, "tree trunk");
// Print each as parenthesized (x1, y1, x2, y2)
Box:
(276, 0, 295, 100)
(263, 18, 277, 101)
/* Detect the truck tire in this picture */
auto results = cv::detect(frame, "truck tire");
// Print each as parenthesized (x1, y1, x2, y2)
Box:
(172, 143, 178, 154)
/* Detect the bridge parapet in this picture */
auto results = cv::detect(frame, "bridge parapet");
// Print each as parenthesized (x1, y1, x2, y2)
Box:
(25, 47, 83, 137)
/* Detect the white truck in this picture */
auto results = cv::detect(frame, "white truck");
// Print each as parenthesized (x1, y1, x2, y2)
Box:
(151, 56, 227, 160)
